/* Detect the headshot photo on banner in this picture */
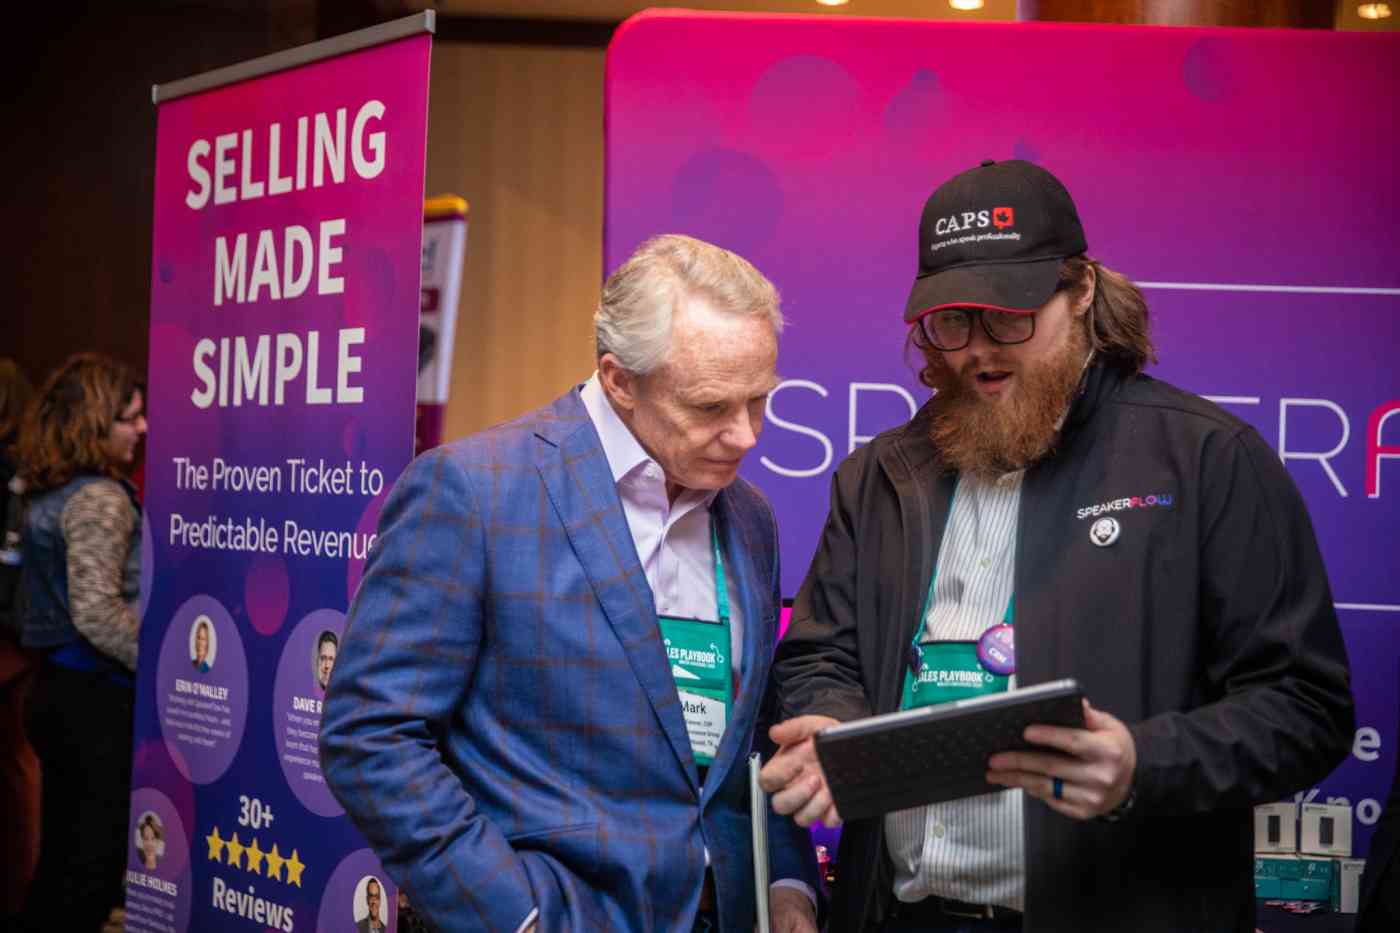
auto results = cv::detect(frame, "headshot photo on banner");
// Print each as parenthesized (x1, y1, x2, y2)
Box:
(603, 7, 1397, 925)
(129, 12, 432, 933)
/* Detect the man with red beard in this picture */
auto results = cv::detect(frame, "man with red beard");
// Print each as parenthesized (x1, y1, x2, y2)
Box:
(759, 160, 1353, 932)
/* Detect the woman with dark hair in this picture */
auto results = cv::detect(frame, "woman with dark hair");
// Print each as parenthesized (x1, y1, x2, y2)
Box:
(14, 353, 146, 932)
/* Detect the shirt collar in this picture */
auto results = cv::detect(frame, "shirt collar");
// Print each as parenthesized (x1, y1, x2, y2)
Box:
(579, 374, 719, 507)
(581, 374, 653, 483)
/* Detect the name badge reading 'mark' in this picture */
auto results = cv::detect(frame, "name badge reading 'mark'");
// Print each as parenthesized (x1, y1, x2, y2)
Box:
(659, 615, 731, 765)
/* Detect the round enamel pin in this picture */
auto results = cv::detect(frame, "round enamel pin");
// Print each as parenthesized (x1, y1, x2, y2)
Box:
(976, 623, 1016, 676)
(1090, 516, 1120, 547)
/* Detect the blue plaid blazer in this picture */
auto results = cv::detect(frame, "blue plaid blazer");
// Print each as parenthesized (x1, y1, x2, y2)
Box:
(320, 388, 817, 932)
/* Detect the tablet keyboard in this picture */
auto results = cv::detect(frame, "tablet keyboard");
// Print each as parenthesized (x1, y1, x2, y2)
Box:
(815, 685, 1083, 821)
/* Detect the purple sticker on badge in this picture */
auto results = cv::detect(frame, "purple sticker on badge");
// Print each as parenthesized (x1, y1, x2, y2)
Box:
(977, 623, 1015, 676)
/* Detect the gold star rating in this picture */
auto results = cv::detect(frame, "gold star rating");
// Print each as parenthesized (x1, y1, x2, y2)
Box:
(244, 837, 265, 876)
(205, 826, 225, 862)
(284, 849, 306, 888)
(206, 827, 303, 886)
(224, 832, 246, 869)
(264, 843, 286, 882)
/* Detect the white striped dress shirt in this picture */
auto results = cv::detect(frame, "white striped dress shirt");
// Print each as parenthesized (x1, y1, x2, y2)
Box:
(886, 469, 1026, 910)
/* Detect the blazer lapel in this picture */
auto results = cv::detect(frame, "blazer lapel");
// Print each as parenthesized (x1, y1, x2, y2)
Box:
(533, 391, 700, 787)
(701, 488, 768, 796)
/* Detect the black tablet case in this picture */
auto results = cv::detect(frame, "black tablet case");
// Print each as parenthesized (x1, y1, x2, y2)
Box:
(813, 679, 1085, 821)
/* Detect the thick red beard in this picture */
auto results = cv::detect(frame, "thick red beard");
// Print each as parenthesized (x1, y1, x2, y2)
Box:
(925, 325, 1091, 478)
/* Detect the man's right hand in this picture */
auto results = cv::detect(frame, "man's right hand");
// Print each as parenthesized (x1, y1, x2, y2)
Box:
(759, 716, 842, 828)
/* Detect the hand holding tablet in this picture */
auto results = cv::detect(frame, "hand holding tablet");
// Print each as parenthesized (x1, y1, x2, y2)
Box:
(985, 697, 1138, 821)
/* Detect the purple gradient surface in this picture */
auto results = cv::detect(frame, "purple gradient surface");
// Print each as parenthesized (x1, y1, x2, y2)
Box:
(606, 12, 1399, 857)
(245, 554, 291, 636)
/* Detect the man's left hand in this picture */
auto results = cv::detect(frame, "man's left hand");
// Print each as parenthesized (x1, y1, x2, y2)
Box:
(985, 699, 1135, 820)
(764, 885, 818, 933)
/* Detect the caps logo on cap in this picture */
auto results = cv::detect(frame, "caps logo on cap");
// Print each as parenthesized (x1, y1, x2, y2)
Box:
(929, 209, 1024, 255)
(903, 159, 1087, 322)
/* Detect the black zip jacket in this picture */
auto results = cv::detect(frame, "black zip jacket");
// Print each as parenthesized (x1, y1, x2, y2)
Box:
(771, 363, 1355, 932)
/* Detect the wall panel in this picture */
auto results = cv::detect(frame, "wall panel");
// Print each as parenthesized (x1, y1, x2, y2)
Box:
(425, 40, 605, 440)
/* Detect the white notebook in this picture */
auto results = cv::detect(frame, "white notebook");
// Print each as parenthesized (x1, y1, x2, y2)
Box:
(749, 751, 771, 933)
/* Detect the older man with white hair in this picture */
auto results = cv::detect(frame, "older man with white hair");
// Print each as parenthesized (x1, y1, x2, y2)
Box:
(321, 235, 820, 933)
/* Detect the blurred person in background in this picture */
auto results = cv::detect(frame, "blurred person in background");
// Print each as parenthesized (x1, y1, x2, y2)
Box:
(0, 357, 38, 924)
(14, 353, 146, 933)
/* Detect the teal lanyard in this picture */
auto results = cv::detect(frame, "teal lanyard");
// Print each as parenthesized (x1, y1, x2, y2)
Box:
(655, 517, 733, 766)
(711, 519, 730, 627)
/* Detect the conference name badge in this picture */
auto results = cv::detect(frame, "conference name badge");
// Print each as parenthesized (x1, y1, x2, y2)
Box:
(901, 641, 1009, 710)
(659, 615, 732, 765)
(677, 689, 726, 761)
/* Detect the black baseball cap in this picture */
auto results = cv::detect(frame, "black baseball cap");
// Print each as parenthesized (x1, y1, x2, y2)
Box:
(903, 159, 1087, 322)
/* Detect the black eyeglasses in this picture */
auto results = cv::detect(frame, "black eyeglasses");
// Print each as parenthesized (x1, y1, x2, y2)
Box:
(912, 306, 1036, 352)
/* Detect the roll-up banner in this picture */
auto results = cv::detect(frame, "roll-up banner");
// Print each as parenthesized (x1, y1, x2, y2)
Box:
(130, 13, 432, 932)
(415, 195, 469, 454)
